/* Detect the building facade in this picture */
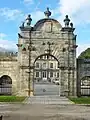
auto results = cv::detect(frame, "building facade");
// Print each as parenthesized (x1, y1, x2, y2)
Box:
(34, 55, 59, 82)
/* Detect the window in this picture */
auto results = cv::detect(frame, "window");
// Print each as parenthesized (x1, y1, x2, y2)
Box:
(51, 57, 54, 60)
(40, 56, 43, 59)
(47, 55, 49, 59)
(44, 55, 47, 59)
(36, 72, 39, 77)
(50, 72, 53, 77)
(57, 72, 59, 78)
(36, 63, 39, 68)
(49, 56, 52, 59)
(43, 62, 46, 68)
(42, 71, 47, 78)
(50, 63, 53, 68)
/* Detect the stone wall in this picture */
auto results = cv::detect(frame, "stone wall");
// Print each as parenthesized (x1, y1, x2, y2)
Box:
(0, 58, 19, 95)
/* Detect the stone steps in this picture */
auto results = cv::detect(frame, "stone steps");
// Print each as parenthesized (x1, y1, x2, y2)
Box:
(24, 95, 73, 104)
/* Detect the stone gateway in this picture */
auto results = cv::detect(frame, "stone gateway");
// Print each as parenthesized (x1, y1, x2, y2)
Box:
(0, 8, 77, 96)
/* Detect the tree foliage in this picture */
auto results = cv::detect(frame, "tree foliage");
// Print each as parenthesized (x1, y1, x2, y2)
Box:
(78, 48, 90, 59)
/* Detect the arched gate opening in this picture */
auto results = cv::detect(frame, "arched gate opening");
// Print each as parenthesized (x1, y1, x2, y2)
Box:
(33, 54, 60, 96)
(0, 75, 12, 95)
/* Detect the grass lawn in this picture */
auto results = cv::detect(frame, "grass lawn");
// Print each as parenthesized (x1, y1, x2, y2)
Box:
(69, 97, 90, 104)
(0, 96, 26, 102)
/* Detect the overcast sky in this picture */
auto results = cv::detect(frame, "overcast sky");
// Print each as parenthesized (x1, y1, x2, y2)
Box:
(0, 0, 90, 56)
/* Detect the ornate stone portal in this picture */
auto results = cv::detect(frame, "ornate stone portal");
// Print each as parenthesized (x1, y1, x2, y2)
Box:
(17, 8, 77, 96)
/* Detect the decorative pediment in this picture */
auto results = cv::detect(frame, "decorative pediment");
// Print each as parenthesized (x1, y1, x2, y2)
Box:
(33, 18, 62, 32)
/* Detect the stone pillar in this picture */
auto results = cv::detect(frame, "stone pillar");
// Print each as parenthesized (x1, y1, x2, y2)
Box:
(29, 68, 34, 96)
(59, 68, 63, 96)
(60, 68, 65, 96)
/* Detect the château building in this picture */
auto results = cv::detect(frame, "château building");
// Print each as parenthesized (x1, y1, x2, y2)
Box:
(34, 55, 59, 83)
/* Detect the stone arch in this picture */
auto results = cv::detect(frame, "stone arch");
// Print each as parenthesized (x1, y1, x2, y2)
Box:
(0, 75, 12, 95)
(33, 53, 60, 96)
(33, 53, 59, 65)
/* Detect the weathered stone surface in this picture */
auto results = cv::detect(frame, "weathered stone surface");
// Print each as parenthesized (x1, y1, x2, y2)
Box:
(0, 13, 77, 96)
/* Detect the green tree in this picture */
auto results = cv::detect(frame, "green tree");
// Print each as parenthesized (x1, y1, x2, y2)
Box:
(78, 48, 90, 59)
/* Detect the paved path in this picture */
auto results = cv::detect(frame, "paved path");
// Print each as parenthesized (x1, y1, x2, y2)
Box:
(34, 84, 59, 95)
(24, 95, 73, 104)
(0, 104, 90, 120)
(0, 96, 90, 120)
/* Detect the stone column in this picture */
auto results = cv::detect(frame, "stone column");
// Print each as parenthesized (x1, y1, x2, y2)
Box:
(30, 68, 34, 96)
(60, 67, 65, 96)
(59, 68, 61, 96)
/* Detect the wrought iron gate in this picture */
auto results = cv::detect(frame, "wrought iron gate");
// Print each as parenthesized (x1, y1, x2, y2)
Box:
(81, 76, 90, 96)
(0, 75, 12, 95)
(0, 84, 12, 95)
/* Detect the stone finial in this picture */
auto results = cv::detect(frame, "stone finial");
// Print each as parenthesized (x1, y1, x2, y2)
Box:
(25, 14, 32, 26)
(64, 15, 70, 27)
(70, 22, 73, 28)
(44, 7, 51, 18)
(20, 21, 25, 28)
